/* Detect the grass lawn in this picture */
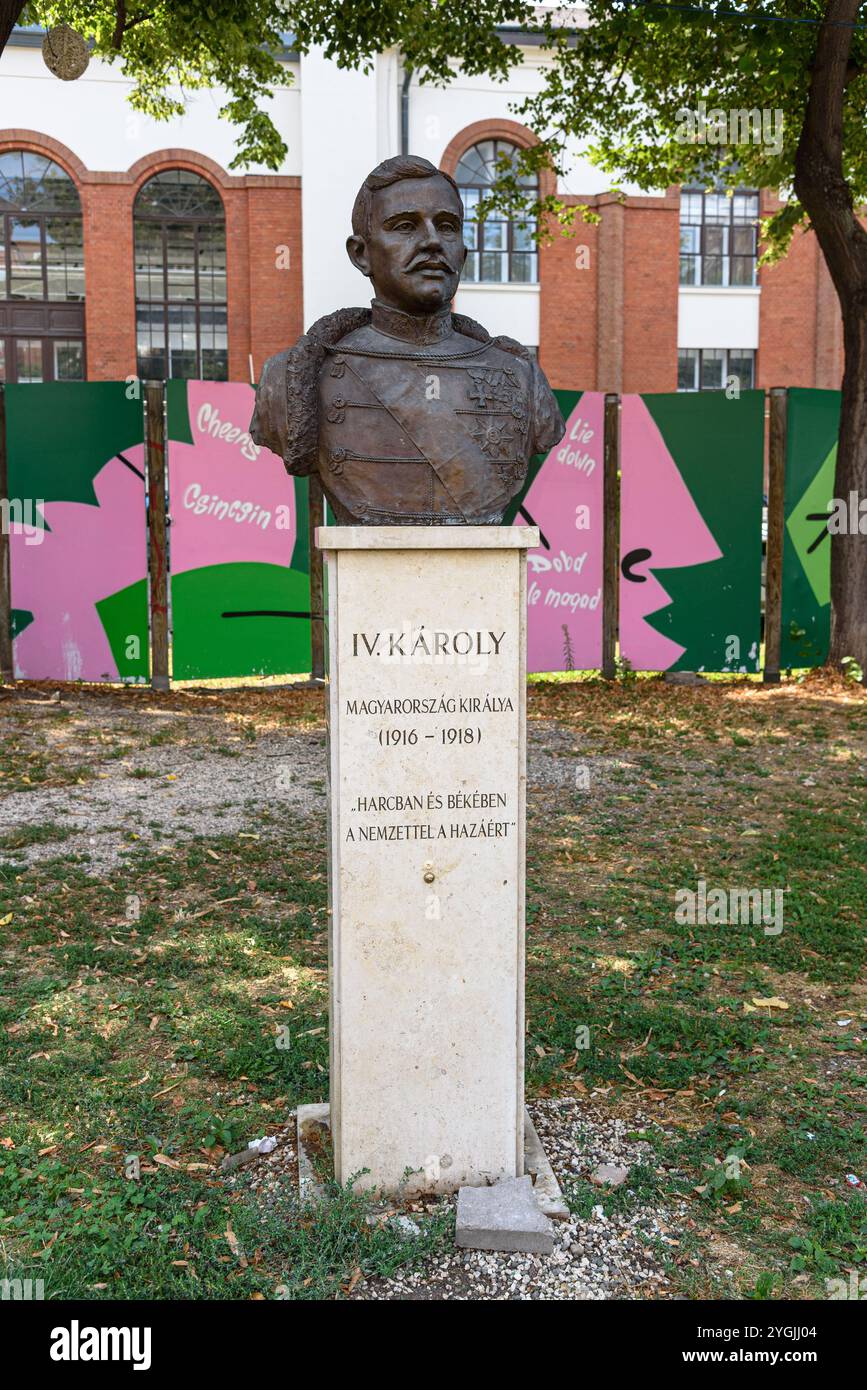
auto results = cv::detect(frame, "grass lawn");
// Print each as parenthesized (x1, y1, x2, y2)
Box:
(0, 672, 865, 1300)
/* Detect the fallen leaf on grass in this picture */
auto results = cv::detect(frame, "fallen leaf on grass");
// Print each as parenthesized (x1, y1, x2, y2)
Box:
(225, 1223, 246, 1266)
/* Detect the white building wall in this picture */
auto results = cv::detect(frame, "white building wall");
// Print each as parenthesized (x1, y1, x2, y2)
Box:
(0, 44, 301, 176)
(678, 287, 761, 350)
(454, 283, 540, 345)
(299, 47, 382, 325)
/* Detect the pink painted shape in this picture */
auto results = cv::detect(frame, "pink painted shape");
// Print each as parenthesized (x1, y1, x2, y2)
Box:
(619, 394, 722, 671)
(516, 392, 605, 672)
(11, 448, 147, 682)
(168, 381, 296, 576)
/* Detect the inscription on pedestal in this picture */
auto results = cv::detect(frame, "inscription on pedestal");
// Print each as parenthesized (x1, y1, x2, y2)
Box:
(323, 529, 534, 1195)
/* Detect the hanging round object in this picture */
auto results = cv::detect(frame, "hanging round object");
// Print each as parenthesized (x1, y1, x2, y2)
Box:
(42, 24, 90, 82)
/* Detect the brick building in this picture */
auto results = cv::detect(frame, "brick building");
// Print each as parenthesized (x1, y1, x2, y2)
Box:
(0, 23, 844, 394)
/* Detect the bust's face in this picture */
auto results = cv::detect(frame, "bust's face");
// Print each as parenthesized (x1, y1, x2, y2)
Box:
(347, 174, 467, 315)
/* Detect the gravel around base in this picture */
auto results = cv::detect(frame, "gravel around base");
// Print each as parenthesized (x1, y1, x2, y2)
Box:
(352, 1099, 684, 1301)
(226, 1097, 685, 1301)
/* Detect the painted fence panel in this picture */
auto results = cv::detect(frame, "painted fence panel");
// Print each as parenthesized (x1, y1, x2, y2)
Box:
(620, 390, 765, 674)
(7, 381, 148, 682)
(508, 390, 604, 672)
(780, 387, 837, 669)
(166, 380, 312, 681)
(4, 381, 826, 685)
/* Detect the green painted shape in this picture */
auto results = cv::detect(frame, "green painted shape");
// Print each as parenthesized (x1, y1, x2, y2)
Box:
(171, 562, 312, 680)
(166, 378, 194, 446)
(5, 382, 143, 505)
(11, 609, 33, 639)
(502, 390, 584, 525)
(96, 579, 150, 682)
(786, 442, 835, 608)
(780, 388, 838, 669)
(640, 390, 765, 673)
(289, 474, 311, 575)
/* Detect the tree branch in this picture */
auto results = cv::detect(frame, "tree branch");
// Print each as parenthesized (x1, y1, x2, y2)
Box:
(0, 0, 27, 56)
(794, 0, 862, 277)
(112, 2, 154, 51)
(112, 0, 126, 51)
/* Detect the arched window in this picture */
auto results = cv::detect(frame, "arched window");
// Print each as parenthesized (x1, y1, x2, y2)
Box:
(134, 169, 227, 381)
(455, 140, 538, 285)
(0, 151, 85, 382)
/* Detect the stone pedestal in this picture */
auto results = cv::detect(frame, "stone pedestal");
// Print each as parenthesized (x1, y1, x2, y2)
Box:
(317, 525, 537, 1195)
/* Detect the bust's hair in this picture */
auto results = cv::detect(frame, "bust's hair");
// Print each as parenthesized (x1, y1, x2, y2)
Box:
(351, 155, 462, 239)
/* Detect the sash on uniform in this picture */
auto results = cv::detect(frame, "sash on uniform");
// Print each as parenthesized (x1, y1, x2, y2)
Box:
(342, 351, 520, 521)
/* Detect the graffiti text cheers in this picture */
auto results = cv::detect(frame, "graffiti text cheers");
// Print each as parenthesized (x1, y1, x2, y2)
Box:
(196, 402, 260, 460)
(183, 483, 291, 531)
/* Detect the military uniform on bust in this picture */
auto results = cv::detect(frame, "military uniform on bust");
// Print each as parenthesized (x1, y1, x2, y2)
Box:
(251, 299, 563, 526)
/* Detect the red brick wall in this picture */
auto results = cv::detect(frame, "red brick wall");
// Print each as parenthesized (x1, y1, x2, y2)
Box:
(538, 192, 679, 393)
(757, 193, 845, 390)
(814, 249, 844, 389)
(244, 181, 304, 377)
(622, 197, 680, 393)
(2, 128, 849, 394)
(538, 184, 843, 395)
(80, 180, 137, 379)
(538, 202, 599, 390)
(757, 220, 821, 390)
(0, 133, 302, 385)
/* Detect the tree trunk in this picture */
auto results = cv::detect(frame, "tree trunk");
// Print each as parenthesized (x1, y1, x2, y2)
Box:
(794, 0, 867, 677)
(0, 2, 26, 55)
(832, 300, 867, 675)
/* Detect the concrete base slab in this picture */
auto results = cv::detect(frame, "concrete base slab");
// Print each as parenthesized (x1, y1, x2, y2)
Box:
(296, 1104, 570, 1225)
(456, 1175, 554, 1254)
(524, 1110, 570, 1220)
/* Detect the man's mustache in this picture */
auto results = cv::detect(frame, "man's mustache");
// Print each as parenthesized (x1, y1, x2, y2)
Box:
(406, 257, 454, 272)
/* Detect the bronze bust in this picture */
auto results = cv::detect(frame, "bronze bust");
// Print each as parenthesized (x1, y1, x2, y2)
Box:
(250, 155, 565, 525)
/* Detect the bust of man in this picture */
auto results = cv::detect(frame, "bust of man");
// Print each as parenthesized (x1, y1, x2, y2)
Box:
(250, 155, 565, 525)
